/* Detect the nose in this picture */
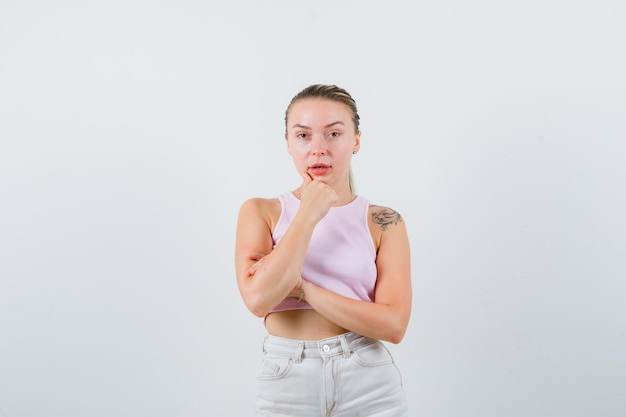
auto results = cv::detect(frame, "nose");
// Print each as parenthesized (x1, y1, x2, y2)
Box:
(311, 133, 328, 155)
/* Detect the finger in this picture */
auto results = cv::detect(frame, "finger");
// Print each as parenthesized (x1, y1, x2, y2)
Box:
(247, 253, 267, 262)
(246, 264, 258, 276)
(300, 170, 313, 186)
(246, 260, 262, 276)
(246, 254, 267, 276)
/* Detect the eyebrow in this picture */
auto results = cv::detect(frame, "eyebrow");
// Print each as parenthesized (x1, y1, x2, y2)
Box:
(291, 121, 346, 130)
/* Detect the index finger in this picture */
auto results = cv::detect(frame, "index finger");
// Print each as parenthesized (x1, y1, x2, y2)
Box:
(300, 170, 313, 186)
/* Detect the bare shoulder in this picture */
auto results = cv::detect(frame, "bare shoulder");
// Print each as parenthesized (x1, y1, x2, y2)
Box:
(239, 196, 280, 212)
(368, 204, 405, 231)
(367, 204, 407, 251)
(238, 197, 282, 230)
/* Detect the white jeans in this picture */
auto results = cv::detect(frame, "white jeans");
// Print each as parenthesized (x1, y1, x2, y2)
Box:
(256, 332, 408, 417)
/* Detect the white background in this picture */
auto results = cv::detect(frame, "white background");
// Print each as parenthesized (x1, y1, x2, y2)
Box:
(1, 0, 625, 416)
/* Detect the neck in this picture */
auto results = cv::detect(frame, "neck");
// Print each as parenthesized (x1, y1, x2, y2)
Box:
(335, 190, 356, 206)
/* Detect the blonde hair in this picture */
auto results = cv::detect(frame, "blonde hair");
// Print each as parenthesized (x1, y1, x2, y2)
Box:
(285, 84, 360, 194)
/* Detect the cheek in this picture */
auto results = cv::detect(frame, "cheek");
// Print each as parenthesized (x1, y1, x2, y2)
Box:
(288, 142, 312, 161)
(287, 144, 307, 163)
(291, 141, 311, 152)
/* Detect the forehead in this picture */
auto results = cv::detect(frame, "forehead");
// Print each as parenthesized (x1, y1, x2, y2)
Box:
(287, 98, 353, 127)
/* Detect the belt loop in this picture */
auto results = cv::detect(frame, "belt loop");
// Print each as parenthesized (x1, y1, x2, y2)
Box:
(293, 342, 304, 364)
(339, 334, 351, 359)
(262, 335, 268, 354)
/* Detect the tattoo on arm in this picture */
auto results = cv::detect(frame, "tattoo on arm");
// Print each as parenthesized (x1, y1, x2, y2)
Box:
(370, 206, 403, 231)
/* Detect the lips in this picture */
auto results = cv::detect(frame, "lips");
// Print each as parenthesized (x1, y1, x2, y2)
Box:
(309, 164, 331, 176)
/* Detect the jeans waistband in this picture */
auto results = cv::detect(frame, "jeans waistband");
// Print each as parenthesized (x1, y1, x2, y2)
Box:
(262, 332, 377, 362)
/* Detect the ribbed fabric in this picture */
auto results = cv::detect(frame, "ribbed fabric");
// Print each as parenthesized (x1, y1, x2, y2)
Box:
(270, 192, 377, 313)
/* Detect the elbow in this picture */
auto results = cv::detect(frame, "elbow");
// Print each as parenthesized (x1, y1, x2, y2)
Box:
(384, 314, 410, 344)
(249, 304, 269, 318)
(386, 328, 406, 344)
(240, 282, 285, 318)
(245, 295, 272, 318)
(383, 320, 406, 344)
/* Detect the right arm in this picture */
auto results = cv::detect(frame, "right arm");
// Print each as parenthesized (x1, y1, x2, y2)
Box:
(235, 175, 337, 317)
(234, 197, 316, 317)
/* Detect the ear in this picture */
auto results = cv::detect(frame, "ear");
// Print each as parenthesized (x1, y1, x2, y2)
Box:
(353, 131, 361, 154)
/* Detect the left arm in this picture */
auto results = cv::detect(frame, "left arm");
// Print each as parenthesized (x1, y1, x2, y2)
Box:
(302, 207, 412, 344)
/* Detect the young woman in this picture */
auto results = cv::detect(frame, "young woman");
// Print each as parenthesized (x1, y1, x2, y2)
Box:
(235, 84, 412, 416)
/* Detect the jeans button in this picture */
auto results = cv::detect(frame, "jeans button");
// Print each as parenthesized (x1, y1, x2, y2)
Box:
(322, 344, 330, 353)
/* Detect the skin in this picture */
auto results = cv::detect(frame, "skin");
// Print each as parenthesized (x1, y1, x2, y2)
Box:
(234, 98, 412, 343)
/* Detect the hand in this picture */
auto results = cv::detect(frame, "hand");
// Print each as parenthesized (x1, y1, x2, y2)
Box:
(298, 171, 338, 223)
(246, 253, 267, 277)
(287, 277, 305, 299)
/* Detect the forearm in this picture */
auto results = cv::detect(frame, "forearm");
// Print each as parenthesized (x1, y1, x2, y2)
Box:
(302, 281, 410, 344)
(242, 215, 316, 316)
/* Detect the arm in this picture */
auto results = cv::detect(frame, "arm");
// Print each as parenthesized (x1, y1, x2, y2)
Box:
(234, 198, 312, 317)
(301, 208, 412, 344)
(234, 174, 338, 317)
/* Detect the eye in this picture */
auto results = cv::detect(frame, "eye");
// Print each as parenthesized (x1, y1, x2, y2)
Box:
(328, 131, 340, 138)
(297, 133, 308, 140)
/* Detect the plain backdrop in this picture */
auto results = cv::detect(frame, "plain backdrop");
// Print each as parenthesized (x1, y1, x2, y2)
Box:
(1, 0, 625, 416)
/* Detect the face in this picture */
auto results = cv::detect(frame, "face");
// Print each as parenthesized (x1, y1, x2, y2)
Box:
(285, 98, 361, 190)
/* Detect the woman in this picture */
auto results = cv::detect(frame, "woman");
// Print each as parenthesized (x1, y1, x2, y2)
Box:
(235, 84, 412, 416)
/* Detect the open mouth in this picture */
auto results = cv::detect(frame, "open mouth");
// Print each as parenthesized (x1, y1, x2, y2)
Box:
(309, 165, 331, 174)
